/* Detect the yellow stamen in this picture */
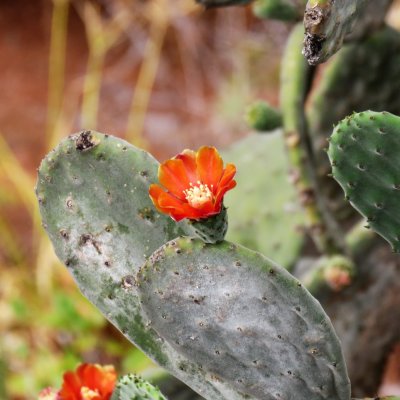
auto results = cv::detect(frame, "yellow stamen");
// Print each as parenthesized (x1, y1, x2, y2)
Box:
(81, 387, 100, 400)
(183, 181, 213, 208)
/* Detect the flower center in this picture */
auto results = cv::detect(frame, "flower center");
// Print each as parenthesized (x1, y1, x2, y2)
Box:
(183, 181, 213, 208)
(81, 387, 100, 400)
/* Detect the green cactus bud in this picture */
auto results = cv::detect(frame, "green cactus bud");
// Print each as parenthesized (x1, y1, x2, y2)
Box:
(244, 101, 282, 132)
(187, 206, 228, 244)
(303, 255, 355, 295)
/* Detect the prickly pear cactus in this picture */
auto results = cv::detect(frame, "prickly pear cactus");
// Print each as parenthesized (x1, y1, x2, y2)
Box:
(303, 0, 392, 65)
(307, 26, 400, 218)
(137, 236, 351, 400)
(222, 132, 305, 269)
(328, 111, 400, 252)
(36, 131, 246, 400)
(111, 374, 167, 400)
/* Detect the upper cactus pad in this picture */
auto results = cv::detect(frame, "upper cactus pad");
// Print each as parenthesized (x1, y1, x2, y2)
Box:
(328, 111, 400, 252)
(307, 27, 400, 219)
(137, 237, 351, 400)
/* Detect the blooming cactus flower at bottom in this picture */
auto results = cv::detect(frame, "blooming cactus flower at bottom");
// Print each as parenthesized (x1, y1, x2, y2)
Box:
(149, 146, 236, 222)
(58, 363, 117, 400)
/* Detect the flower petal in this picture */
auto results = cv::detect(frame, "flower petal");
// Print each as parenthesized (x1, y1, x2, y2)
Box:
(159, 159, 191, 200)
(84, 365, 115, 398)
(150, 184, 189, 221)
(175, 149, 197, 184)
(60, 370, 81, 400)
(218, 163, 236, 188)
(159, 194, 205, 221)
(59, 364, 116, 400)
(196, 146, 223, 191)
(149, 184, 177, 212)
(82, 364, 100, 390)
(215, 179, 237, 208)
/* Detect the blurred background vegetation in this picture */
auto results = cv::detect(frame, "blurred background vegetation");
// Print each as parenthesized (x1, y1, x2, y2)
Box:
(1, 0, 400, 399)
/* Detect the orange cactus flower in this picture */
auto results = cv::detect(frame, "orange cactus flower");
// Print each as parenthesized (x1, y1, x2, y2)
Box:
(149, 146, 236, 221)
(58, 363, 117, 400)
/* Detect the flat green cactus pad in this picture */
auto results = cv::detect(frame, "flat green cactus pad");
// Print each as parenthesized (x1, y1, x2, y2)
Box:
(307, 26, 400, 217)
(222, 132, 305, 270)
(328, 111, 400, 252)
(36, 131, 247, 400)
(303, 0, 392, 65)
(137, 237, 351, 400)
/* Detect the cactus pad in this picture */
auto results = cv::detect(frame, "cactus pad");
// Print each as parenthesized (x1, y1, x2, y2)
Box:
(36, 131, 244, 400)
(328, 111, 400, 252)
(111, 374, 167, 400)
(307, 27, 400, 218)
(137, 237, 351, 400)
(222, 132, 305, 269)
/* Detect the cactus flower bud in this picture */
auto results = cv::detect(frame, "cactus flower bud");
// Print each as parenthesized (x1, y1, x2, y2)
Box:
(324, 265, 352, 291)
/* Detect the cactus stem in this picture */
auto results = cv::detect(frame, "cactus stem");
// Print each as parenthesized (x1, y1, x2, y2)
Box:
(281, 23, 347, 255)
